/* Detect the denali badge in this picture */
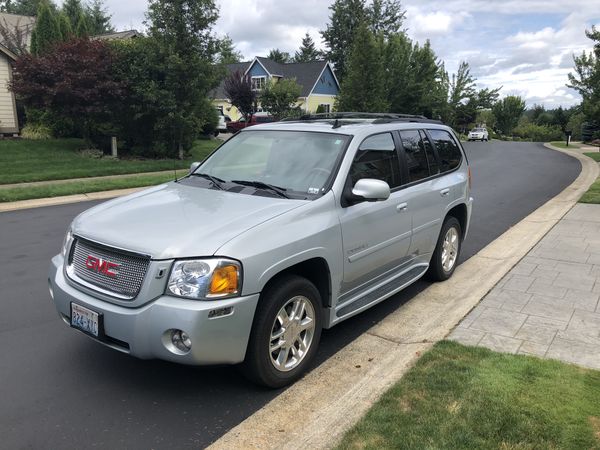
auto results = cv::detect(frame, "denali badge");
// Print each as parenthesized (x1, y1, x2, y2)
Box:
(85, 255, 120, 278)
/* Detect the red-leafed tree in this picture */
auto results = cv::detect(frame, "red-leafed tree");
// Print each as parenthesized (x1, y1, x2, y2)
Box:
(11, 38, 124, 145)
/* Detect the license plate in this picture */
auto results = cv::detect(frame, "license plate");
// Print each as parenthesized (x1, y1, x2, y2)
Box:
(71, 303, 100, 337)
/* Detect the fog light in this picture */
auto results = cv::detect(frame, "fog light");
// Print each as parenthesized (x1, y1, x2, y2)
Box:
(171, 329, 192, 353)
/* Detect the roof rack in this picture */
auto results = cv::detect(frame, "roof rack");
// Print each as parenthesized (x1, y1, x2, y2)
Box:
(281, 112, 443, 126)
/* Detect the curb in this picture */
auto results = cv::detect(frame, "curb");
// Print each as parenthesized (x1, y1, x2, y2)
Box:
(207, 145, 599, 450)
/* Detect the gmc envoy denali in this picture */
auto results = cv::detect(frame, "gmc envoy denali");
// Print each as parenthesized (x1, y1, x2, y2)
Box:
(49, 113, 473, 387)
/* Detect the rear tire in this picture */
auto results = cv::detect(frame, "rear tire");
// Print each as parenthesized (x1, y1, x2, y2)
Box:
(427, 216, 462, 281)
(242, 275, 322, 388)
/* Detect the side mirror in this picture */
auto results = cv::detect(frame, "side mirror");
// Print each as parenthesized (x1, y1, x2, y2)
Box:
(351, 179, 390, 202)
(190, 162, 201, 174)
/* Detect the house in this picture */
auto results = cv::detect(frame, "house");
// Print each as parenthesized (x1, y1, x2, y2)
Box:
(91, 30, 141, 41)
(212, 57, 340, 121)
(0, 42, 18, 134)
(0, 12, 36, 134)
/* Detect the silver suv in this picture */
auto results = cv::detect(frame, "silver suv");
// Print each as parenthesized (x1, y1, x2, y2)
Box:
(49, 113, 473, 387)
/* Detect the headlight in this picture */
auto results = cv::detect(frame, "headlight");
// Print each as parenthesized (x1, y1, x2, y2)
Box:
(61, 228, 73, 258)
(166, 258, 242, 300)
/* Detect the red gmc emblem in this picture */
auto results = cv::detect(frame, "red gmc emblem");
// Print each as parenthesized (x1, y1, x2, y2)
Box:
(85, 255, 120, 278)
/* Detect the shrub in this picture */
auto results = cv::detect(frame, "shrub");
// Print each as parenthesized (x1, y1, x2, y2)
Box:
(21, 123, 52, 139)
(512, 123, 563, 142)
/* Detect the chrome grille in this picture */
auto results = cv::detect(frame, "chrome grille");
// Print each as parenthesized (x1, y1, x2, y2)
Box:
(67, 238, 150, 299)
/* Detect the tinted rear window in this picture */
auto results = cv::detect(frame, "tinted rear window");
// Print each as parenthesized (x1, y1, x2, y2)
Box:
(428, 129, 462, 172)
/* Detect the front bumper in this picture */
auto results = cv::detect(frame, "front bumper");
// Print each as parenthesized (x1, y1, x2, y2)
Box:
(48, 255, 260, 365)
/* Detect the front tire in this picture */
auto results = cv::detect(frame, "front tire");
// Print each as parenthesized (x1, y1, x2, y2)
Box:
(427, 216, 462, 281)
(242, 275, 322, 388)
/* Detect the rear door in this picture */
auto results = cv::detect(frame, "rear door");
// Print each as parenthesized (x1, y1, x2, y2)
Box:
(338, 132, 412, 293)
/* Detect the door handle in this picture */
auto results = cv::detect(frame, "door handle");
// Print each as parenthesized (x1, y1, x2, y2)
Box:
(397, 202, 408, 212)
(440, 188, 450, 197)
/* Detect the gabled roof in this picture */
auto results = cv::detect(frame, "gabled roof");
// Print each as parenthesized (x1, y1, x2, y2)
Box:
(91, 30, 140, 41)
(0, 42, 18, 61)
(212, 57, 337, 100)
(0, 12, 36, 51)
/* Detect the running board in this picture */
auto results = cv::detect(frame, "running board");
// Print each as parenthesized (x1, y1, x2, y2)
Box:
(335, 264, 428, 319)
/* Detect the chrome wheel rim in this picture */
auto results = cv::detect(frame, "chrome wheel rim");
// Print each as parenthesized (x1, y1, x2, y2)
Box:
(269, 296, 315, 372)
(441, 227, 459, 272)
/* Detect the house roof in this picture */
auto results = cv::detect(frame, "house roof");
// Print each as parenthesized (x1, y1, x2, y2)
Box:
(212, 58, 335, 100)
(91, 30, 141, 41)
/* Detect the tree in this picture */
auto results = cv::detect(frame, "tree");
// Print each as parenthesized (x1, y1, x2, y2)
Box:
(1, 0, 54, 16)
(11, 38, 124, 145)
(30, 0, 61, 55)
(224, 70, 257, 121)
(294, 32, 322, 62)
(217, 34, 242, 64)
(56, 12, 72, 40)
(260, 78, 301, 119)
(366, 0, 405, 37)
(266, 48, 291, 63)
(321, 0, 365, 82)
(62, 0, 84, 30)
(568, 26, 600, 123)
(337, 22, 387, 112)
(448, 61, 476, 125)
(86, 0, 114, 35)
(74, 10, 89, 37)
(492, 96, 526, 135)
(146, 0, 221, 158)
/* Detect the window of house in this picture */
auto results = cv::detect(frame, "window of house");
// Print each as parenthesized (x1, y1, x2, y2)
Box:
(349, 133, 401, 189)
(251, 76, 267, 91)
(428, 129, 462, 172)
(318, 104, 331, 113)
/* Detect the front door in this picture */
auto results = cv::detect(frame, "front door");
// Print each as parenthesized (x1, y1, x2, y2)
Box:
(338, 132, 412, 295)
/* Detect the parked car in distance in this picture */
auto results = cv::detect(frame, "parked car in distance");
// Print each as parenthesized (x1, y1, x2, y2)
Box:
(49, 113, 473, 388)
(227, 113, 275, 133)
(467, 127, 489, 141)
(215, 109, 231, 135)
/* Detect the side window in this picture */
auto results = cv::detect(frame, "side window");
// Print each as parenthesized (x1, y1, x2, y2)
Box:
(350, 133, 401, 189)
(399, 130, 430, 183)
(428, 129, 462, 172)
(420, 130, 439, 175)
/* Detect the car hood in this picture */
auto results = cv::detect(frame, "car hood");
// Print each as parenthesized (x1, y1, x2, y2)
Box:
(73, 182, 307, 259)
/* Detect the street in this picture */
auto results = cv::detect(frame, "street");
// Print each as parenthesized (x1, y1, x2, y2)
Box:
(0, 141, 581, 449)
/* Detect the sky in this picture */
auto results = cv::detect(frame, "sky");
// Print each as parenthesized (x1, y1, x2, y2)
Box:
(72, 0, 600, 108)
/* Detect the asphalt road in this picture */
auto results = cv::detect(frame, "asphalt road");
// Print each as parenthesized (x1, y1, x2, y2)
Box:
(0, 141, 581, 449)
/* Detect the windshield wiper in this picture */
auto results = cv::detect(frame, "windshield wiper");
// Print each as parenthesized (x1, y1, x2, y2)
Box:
(231, 180, 290, 198)
(190, 173, 225, 190)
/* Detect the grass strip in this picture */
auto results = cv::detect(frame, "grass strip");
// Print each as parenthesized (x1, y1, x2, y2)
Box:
(0, 171, 188, 202)
(580, 176, 600, 204)
(337, 341, 600, 450)
(584, 152, 600, 162)
(0, 138, 220, 184)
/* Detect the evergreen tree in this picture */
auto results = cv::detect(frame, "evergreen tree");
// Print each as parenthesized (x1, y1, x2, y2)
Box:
(321, 0, 365, 82)
(57, 12, 72, 40)
(366, 0, 405, 37)
(294, 33, 322, 62)
(217, 34, 242, 64)
(146, 0, 221, 158)
(266, 48, 291, 63)
(30, 0, 61, 55)
(74, 10, 89, 36)
(1, 0, 55, 16)
(568, 26, 600, 123)
(337, 22, 387, 112)
(62, 0, 83, 28)
(85, 0, 113, 35)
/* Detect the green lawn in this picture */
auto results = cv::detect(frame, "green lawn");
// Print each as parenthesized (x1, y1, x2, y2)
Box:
(337, 341, 600, 450)
(580, 177, 600, 204)
(0, 138, 220, 184)
(549, 140, 579, 149)
(584, 152, 600, 162)
(0, 171, 190, 202)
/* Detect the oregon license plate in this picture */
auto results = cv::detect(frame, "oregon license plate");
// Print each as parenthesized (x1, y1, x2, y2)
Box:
(71, 303, 100, 337)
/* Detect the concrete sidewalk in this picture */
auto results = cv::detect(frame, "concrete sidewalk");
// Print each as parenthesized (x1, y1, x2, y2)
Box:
(451, 202, 600, 370)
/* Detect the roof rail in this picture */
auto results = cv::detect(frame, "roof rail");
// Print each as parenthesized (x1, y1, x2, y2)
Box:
(281, 112, 443, 125)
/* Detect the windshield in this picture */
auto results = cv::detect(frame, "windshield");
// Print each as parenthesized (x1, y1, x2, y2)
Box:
(195, 130, 350, 197)
(472, 128, 484, 132)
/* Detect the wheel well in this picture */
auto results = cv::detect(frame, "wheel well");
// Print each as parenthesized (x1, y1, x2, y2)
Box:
(261, 258, 332, 309)
(447, 203, 467, 237)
